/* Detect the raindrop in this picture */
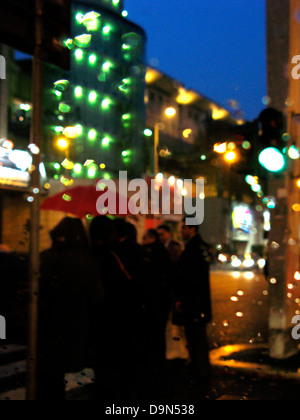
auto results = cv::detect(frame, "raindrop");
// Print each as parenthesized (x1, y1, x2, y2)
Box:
(285, 98, 294, 107)
(262, 95, 271, 106)
(294, 272, 300, 281)
(28, 144, 40, 155)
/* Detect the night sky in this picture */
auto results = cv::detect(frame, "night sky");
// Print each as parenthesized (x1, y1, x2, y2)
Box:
(126, 0, 267, 121)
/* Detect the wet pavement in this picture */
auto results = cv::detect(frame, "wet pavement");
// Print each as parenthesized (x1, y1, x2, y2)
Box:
(1, 269, 300, 401)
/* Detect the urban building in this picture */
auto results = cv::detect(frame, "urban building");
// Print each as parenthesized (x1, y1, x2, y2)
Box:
(0, 0, 147, 251)
(265, 0, 300, 359)
(144, 66, 265, 255)
(44, 0, 147, 182)
(266, 0, 290, 112)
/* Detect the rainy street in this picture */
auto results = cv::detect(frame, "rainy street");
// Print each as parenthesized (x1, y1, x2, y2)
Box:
(2, 0, 300, 403)
(207, 270, 269, 349)
(0, 267, 272, 401)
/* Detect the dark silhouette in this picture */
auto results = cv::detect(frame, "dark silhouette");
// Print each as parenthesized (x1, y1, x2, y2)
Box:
(90, 216, 136, 401)
(113, 219, 148, 398)
(175, 219, 212, 379)
(38, 217, 104, 400)
(142, 229, 172, 381)
(157, 224, 182, 263)
(0, 248, 28, 342)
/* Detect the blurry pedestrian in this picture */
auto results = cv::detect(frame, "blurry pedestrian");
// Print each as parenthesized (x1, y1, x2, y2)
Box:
(113, 219, 148, 397)
(157, 224, 182, 263)
(90, 216, 135, 401)
(38, 217, 104, 400)
(114, 219, 144, 285)
(142, 229, 172, 381)
(174, 219, 212, 380)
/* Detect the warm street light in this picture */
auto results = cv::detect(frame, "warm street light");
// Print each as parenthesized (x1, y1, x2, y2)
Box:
(165, 107, 176, 118)
(224, 151, 237, 163)
(154, 107, 177, 175)
(214, 142, 227, 154)
(57, 138, 69, 150)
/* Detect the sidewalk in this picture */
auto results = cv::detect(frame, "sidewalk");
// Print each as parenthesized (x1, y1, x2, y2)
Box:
(210, 344, 300, 381)
(1, 344, 300, 400)
(208, 343, 300, 400)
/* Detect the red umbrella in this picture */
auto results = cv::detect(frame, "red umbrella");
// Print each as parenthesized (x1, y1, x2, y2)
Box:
(41, 185, 130, 218)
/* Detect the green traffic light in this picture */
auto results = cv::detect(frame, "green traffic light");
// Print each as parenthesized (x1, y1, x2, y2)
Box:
(259, 147, 285, 173)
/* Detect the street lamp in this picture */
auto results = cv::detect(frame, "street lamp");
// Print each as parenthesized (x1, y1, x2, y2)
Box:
(154, 107, 176, 175)
(224, 151, 238, 163)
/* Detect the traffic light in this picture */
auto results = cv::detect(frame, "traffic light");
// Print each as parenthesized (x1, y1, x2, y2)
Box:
(0, 0, 70, 70)
(258, 108, 284, 149)
(257, 108, 286, 173)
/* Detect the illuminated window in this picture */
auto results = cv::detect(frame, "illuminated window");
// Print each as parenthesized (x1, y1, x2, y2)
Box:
(102, 137, 110, 147)
(88, 91, 98, 103)
(103, 25, 112, 35)
(89, 54, 97, 65)
(101, 98, 112, 109)
(75, 49, 84, 61)
(74, 86, 83, 98)
(88, 129, 97, 141)
(11, 99, 32, 125)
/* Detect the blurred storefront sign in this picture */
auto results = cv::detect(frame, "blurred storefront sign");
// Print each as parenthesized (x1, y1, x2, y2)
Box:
(0, 144, 32, 189)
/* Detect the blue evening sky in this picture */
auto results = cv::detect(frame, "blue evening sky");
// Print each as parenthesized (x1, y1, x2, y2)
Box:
(126, 0, 267, 121)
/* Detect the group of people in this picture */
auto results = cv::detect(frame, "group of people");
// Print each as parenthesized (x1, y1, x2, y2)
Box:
(37, 216, 212, 401)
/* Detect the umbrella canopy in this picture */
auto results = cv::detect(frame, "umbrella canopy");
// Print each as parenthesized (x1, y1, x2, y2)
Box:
(41, 185, 130, 219)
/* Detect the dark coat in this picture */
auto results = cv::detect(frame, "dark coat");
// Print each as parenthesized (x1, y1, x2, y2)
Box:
(143, 242, 172, 322)
(175, 235, 212, 324)
(166, 239, 182, 263)
(38, 218, 104, 373)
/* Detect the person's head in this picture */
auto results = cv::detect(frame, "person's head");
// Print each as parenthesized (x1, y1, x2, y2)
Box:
(50, 217, 88, 248)
(157, 224, 172, 245)
(181, 219, 199, 242)
(89, 216, 117, 250)
(114, 219, 137, 242)
(143, 229, 159, 246)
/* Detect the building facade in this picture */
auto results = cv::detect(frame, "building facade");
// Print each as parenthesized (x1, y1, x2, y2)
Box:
(144, 67, 265, 254)
(266, 0, 290, 112)
(266, 0, 300, 359)
(44, 0, 147, 182)
(0, 0, 147, 251)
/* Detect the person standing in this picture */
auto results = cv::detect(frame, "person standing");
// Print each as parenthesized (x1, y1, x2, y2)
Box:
(174, 219, 213, 380)
(90, 216, 136, 401)
(38, 217, 104, 400)
(157, 224, 182, 263)
(142, 230, 172, 374)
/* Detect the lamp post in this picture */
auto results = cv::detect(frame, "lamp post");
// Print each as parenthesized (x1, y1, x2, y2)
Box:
(154, 107, 176, 176)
